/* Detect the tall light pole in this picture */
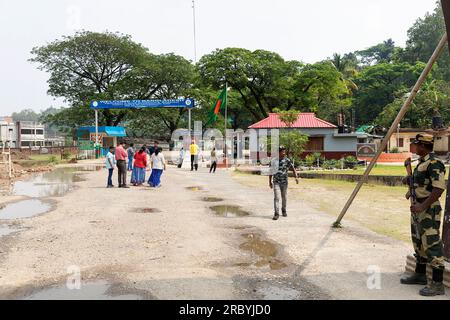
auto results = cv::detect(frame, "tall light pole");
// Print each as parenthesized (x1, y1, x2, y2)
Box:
(192, 0, 198, 63)
(189, 0, 198, 141)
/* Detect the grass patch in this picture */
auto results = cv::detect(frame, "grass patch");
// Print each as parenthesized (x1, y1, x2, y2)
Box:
(232, 171, 447, 243)
(17, 154, 75, 167)
(305, 164, 450, 177)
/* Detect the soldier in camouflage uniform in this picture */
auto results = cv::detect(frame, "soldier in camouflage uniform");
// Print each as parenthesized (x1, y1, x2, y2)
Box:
(269, 146, 299, 221)
(400, 134, 447, 296)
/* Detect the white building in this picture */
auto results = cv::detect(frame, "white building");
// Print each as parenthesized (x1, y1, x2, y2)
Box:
(16, 121, 45, 148)
(0, 117, 17, 148)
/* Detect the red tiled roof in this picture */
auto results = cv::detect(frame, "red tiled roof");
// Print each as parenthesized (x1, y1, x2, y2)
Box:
(248, 113, 337, 129)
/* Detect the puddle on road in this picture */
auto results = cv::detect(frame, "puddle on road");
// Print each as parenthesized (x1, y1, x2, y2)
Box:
(0, 200, 52, 220)
(76, 165, 103, 172)
(257, 285, 300, 300)
(13, 168, 79, 197)
(202, 197, 224, 203)
(186, 186, 203, 192)
(0, 226, 20, 237)
(136, 208, 161, 213)
(210, 205, 250, 218)
(239, 233, 288, 271)
(21, 281, 149, 300)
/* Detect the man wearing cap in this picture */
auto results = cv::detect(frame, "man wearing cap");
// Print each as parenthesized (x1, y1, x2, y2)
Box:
(269, 146, 299, 221)
(401, 134, 446, 296)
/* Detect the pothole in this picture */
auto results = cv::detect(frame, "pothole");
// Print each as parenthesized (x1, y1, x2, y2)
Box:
(186, 186, 203, 192)
(210, 205, 250, 217)
(13, 168, 79, 197)
(0, 226, 20, 237)
(202, 197, 224, 202)
(136, 208, 161, 213)
(77, 165, 103, 172)
(238, 233, 288, 271)
(0, 199, 53, 220)
(20, 281, 152, 300)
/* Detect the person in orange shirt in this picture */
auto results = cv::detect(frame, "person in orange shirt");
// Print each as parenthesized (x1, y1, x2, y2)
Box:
(115, 141, 129, 188)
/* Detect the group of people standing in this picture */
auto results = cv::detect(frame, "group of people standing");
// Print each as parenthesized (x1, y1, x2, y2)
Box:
(105, 141, 166, 189)
(177, 140, 218, 174)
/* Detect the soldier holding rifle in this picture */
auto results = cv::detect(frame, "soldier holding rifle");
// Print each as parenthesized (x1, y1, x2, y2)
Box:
(401, 134, 446, 296)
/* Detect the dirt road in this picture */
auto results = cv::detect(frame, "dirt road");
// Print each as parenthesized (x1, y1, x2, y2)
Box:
(0, 162, 448, 300)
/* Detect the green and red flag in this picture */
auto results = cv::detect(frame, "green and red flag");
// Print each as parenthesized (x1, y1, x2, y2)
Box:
(207, 87, 227, 125)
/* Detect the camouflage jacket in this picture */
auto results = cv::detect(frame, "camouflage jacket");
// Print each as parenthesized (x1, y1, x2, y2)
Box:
(270, 157, 294, 185)
(413, 153, 446, 199)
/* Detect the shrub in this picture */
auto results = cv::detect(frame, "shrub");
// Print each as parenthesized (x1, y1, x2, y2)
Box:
(62, 152, 71, 160)
(343, 155, 358, 169)
(390, 147, 400, 153)
(49, 156, 58, 163)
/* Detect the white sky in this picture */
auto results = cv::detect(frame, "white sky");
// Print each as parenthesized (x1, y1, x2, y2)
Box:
(0, 0, 438, 115)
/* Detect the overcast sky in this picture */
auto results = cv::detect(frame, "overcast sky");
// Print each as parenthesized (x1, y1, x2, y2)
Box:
(0, 0, 438, 115)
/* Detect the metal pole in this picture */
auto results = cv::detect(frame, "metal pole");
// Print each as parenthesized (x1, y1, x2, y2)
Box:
(333, 33, 448, 227)
(95, 109, 99, 150)
(224, 82, 228, 169)
(192, 0, 198, 63)
(188, 109, 192, 141)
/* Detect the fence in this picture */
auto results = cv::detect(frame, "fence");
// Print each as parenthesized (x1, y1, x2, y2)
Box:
(10, 146, 79, 156)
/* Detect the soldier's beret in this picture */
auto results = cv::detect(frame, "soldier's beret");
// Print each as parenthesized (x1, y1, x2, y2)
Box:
(412, 133, 434, 145)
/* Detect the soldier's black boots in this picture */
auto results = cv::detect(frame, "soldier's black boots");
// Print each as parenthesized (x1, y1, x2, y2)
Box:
(272, 214, 279, 221)
(419, 268, 446, 296)
(400, 273, 427, 285)
(401, 263, 428, 285)
(419, 281, 445, 296)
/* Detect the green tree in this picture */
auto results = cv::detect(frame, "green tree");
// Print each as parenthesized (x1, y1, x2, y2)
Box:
(276, 109, 309, 164)
(356, 39, 398, 65)
(376, 80, 450, 128)
(12, 109, 40, 122)
(30, 31, 150, 127)
(398, 2, 450, 80)
(352, 62, 425, 125)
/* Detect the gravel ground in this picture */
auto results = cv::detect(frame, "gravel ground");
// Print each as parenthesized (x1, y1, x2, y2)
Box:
(0, 161, 448, 300)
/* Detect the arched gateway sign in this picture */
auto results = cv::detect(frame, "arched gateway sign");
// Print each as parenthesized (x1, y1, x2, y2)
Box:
(90, 98, 195, 109)
(89, 98, 196, 149)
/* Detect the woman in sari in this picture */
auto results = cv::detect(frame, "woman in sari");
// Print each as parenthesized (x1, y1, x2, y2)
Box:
(148, 149, 166, 188)
(131, 147, 148, 186)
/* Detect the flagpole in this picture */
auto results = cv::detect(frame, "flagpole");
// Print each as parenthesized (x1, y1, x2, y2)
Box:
(224, 82, 228, 169)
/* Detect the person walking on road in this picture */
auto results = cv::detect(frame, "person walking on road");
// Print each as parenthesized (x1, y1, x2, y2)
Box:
(269, 146, 299, 221)
(127, 143, 135, 171)
(190, 140, 199, 171)
(178, 147, 185, 168)
(105, 146, 116, 188)
(115, 141, 129, 188)
(210, 148, 218, 173)
(148, 141, 161, 156)
(148, 148, 166, 188)
(131, 147, 148, 186)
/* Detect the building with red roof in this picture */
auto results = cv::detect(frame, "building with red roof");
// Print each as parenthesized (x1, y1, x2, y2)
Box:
(248, 113, 370, 159)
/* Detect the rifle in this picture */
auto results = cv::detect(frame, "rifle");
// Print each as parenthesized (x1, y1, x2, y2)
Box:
(404, 157, 420, 239)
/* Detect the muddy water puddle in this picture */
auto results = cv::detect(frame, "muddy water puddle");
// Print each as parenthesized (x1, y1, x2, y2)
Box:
(136, 208, 161, 213)
(21, 281, 150, 300)
(13, 168, 80, 197)
(238, 233, 288, 271)
(210, 205, 250, 218)
(0, 199, 52, 220)
(75, 165, 103, 172)
(0, 226, 21, 237)
(186, 186, 204, 192)
(202, 197, 224, 203)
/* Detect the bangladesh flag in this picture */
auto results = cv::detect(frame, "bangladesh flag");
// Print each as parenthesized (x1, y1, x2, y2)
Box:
(207, 87, 227, 125)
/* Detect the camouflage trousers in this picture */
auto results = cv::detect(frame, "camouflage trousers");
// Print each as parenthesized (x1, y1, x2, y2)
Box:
(411, 201, 445, 270)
